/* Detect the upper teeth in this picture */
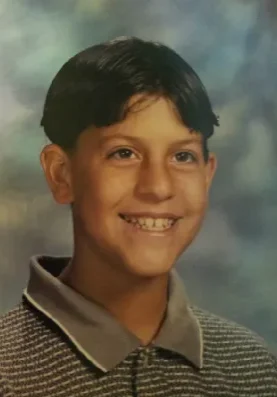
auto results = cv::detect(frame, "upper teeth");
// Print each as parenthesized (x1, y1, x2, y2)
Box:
(122, 216, 175, 228)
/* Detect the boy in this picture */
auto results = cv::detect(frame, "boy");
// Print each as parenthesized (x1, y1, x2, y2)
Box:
(0, 37, 276, 396)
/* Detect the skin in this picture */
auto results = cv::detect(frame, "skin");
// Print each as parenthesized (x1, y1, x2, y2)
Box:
(40, 96, 217, 344)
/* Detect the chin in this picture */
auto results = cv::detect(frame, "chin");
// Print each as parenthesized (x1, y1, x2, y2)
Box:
(123, 258, 175, 280)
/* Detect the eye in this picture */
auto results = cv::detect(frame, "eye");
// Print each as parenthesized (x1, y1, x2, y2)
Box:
(173, 151, 197, 163)
(107, 148, 136, 160)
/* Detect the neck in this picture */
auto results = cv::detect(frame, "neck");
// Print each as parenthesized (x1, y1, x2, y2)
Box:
(60, 254, 169, 345)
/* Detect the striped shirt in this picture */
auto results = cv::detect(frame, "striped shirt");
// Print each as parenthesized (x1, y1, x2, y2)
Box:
(0, 255, 276, 396)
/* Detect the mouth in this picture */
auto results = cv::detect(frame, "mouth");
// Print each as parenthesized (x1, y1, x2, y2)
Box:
(119, 213, 179, 232)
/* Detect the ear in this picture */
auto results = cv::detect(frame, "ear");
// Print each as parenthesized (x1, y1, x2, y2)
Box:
(204, 152, 217, 192)
(40, 144, 74, 204)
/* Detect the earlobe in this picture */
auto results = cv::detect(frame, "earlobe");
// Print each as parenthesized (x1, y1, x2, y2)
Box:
(40, 144, 74, 204)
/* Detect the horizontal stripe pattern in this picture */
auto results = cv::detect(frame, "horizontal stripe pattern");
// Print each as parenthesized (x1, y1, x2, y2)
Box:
(0, 300, 276, 396)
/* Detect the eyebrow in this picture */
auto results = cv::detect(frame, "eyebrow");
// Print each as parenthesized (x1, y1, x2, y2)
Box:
(98, 134, 202, 147)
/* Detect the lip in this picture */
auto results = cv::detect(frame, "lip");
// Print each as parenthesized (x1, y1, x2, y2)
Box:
(119, 212, 182, 220)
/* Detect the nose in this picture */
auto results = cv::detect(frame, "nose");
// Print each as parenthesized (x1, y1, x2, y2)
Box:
(134, 159, 174, 202)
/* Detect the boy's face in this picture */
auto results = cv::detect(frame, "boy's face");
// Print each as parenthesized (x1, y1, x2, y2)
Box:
(41, 96, 217, 278)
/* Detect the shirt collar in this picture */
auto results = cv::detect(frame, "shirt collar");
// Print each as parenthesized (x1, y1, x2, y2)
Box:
(23, 255, 203, 372)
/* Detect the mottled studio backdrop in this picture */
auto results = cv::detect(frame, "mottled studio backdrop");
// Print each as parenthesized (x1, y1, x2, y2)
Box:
(0, 0, 276, 353)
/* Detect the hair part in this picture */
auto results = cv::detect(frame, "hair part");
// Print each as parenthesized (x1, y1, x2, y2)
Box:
(41, 36, 219, 161)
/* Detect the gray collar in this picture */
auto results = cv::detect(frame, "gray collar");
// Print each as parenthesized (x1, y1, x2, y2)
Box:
(24, 255, 203, 372)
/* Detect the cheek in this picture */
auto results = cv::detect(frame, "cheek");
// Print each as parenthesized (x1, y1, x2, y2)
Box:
(76, 168, 133, 217)
(179, 176, 208, 214)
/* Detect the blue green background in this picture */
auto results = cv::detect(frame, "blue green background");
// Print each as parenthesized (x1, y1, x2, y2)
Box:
(0, 0, 276, 353)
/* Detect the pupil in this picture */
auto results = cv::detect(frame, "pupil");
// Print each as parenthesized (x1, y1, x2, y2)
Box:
(119, 149, 131, 158)
(176, 152, 188, 161)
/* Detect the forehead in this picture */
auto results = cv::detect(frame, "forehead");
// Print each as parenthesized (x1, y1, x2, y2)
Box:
(121, 95, 188, 133)
(85, 96, 202, 146)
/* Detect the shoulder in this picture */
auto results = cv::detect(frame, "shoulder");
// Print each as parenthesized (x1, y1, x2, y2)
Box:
(0, 299, 59, 358)
(0, 300, 37, 333)
(191, 304, 271, 345)
(0, 301, 56, 394)
(191, 305, 277, 372)
(0, 301, 36, 352)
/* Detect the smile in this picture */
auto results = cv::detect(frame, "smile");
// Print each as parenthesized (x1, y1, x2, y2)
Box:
(119, 214, 177, 232)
